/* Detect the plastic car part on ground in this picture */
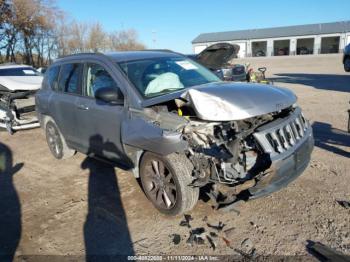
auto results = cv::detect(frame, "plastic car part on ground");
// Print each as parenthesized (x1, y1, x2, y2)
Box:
(306, 240, 350, 262)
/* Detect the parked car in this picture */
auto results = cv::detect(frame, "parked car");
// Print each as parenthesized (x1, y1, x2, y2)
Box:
(0, 64, 42, 133)
(188, 43, 247, 82)
(36, 51, 314, 216)
(343, 43, 350, 72)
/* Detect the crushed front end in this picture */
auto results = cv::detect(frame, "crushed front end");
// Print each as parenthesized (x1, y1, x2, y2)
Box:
(182, 105, 313, 208)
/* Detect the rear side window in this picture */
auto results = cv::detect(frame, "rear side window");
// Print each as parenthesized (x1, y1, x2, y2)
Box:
(58, 63, 82, 94)
(46, 66, 60, 90)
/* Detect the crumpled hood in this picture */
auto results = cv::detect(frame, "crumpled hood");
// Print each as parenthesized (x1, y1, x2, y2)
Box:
(142, 82, 297, 121)
(0, 76, 43, 91)
(182, 82, 297, 121)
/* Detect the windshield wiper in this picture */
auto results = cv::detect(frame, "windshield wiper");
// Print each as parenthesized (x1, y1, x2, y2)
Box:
(147, 88, 185, 96)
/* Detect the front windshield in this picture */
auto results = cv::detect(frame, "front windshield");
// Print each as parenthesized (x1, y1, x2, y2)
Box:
(118, 56, 221, 97)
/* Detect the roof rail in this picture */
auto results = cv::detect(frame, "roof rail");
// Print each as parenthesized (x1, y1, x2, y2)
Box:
(57, 52, 106, 60)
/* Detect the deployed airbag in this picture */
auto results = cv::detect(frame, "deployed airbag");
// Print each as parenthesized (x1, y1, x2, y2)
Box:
(145, 72, 184, 96)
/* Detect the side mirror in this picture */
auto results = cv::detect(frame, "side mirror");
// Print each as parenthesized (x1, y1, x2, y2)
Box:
(95, 87, 124, 104)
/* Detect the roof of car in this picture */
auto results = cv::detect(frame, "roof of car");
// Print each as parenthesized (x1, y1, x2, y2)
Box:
(56, 50, 183, 63)
(106, 50, 182, 62)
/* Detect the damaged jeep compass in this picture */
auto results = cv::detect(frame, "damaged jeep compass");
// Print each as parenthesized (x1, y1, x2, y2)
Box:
(36, 51, 314, 216)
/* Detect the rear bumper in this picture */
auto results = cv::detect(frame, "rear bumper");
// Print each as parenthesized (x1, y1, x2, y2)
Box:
(249, 123, 314, 198)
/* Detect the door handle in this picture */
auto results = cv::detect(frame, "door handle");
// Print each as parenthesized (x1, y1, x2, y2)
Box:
(77, 104, 89, 110)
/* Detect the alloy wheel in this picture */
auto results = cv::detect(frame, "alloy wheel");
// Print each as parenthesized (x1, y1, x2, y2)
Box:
(142, 159, 177, 210)
(46, 123, 63, 158)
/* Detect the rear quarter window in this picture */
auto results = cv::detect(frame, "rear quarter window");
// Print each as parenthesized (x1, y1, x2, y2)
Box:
(58, 63, 83, 94)
(45, 66, 60, 90)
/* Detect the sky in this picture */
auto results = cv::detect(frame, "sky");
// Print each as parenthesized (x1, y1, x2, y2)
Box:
(57, 0, 350, 54)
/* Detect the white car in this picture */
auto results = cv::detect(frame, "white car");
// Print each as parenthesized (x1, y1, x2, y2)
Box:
(0, 64, 43, 133)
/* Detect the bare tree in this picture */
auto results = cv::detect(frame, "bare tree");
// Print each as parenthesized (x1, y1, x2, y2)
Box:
(0, 0, 146, 66)
(86, 22, 107, 52)
(108, 29, 145, 51)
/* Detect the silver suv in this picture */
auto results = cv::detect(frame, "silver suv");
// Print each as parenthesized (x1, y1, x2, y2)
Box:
(36, 51, 314, 216)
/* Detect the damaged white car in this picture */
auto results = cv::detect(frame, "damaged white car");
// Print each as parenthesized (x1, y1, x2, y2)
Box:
(0, 64, 42, 133)
(36, 51, 314, 216)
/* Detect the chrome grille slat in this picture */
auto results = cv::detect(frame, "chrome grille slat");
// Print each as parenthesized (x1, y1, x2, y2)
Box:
(270, 132, 283, 153)
(295, 118, 304, 136)
(290, 121, 300, 140)
(285, 125, 296, 145)
(278, 128, 289, 149)
(253, 107, 311, 156)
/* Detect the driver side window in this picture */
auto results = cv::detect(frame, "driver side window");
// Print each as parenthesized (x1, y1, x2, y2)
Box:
(84, 63, 118, 97)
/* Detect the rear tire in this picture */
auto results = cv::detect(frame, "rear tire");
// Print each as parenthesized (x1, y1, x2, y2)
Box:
(139, 152, 199, 216)
(45, 121, 75, 159)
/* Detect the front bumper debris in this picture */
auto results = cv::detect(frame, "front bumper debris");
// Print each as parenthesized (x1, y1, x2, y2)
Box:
(249, 129, 314, 198)
(250, 107, 314, 198)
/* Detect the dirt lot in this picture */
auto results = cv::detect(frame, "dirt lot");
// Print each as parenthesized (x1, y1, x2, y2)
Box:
(0, 54, 349, 260)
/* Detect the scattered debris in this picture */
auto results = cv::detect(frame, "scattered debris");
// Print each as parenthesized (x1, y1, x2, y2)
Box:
(191, 227, 205, 235)
(179, 214, 193, 228)
(207, 221, 226, 231)
(209, 232, 218, 238)
(222, 236, 232, 248)
(186, 227, 206, 246)
(170, 234, 181, 245)
(187, 234, 205, 245)
(175, 214, 236, 249)
(337, 200, 350, 209)
(306, 240, 350, 262)
(206, 235, 217, 250)
(241, 238, 255, 254)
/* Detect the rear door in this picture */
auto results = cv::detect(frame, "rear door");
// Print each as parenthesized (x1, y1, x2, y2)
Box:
(73, 61, 129, 164)
(49, 63, 83, 146)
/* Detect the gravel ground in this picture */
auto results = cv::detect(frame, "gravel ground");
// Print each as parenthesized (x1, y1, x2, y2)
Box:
(0, 54, 349, 260)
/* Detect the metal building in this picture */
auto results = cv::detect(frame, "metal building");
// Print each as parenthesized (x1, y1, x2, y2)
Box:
(192, 21, 350, 58)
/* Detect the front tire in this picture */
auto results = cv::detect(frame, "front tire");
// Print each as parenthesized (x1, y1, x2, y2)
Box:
(139, 152, 199, 216)
(45, 121, 75, 159)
